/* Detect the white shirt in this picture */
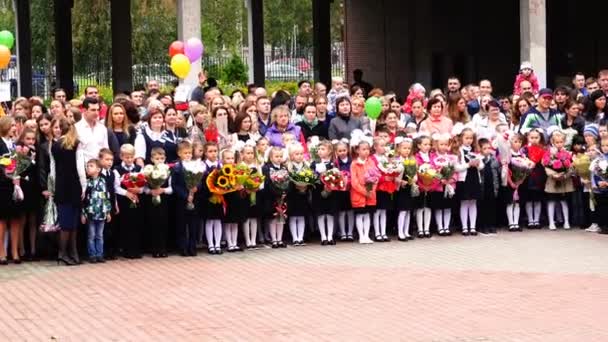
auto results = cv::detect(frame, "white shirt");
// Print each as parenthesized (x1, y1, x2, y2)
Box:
(1, 136, 14, 151)
(75, 119, 108, 163)
(134, 127, 164, 161)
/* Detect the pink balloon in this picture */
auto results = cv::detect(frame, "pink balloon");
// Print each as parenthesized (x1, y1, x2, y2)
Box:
(184, 38, 204, 62)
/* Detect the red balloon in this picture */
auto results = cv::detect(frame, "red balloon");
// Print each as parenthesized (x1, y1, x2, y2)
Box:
(169, 41, 184, 57)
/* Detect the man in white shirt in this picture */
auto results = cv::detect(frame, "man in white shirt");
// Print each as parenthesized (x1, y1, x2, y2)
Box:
(75, 97, 108, 163)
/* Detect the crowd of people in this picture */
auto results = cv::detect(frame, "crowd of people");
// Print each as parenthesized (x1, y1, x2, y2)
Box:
(1, 64, 607, 266)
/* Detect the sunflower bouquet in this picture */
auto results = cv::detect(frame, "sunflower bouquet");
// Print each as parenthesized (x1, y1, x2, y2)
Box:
(142, 163, 171, 206)
(289, 165, 317, 193)
(206, 164, 239, 204)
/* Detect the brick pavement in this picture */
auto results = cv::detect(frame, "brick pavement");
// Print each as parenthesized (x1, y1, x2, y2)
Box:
(1, 230, 608, 341)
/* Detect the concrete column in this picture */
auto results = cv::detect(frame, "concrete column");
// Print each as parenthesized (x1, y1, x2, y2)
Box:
(177, 0, 202, 87)
(54, 0, 74, 98)
(411, 0, 431, 88)
(520, 0, 546, 87)
(13, 0, 32, 97)
(110, 0, 133, 94)
(246, 0, 265, 86)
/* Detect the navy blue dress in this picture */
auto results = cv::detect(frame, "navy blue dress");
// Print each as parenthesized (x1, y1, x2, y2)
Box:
(310, 160, 337, 215)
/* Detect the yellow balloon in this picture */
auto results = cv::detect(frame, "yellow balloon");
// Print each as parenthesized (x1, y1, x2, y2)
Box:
(0, 46, 10, 69)
(170, 54, 191, 79)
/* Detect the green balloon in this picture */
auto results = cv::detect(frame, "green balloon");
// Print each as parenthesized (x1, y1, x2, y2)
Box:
(365, 97, 382, 120)
(0, 31, 14, 49)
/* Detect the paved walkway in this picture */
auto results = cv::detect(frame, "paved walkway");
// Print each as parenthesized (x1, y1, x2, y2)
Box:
(1, 230, 608, 341)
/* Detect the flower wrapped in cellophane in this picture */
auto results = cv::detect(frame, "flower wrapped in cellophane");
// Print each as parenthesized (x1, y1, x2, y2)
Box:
(206, 164, 239, 205)
(289, 165, 317, 192)
(182, 161, 206, 210)
(434, 155, 456, 198)
(0, 145, 34, 201)
(120, 171, 146, 208)
(143, 163, 171, 206)
(239, 165, 265, 205)
(401, 157, 419, 197)
(417, 163, 439, 192)
(269, 169, 290, 224)
(573, 153, 591, 181)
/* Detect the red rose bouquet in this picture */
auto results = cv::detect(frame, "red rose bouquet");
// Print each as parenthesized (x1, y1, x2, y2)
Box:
(121, 172, 146, 207)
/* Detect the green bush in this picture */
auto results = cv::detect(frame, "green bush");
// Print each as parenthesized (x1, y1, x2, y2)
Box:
(77, 84, 114, 103)
(221, 54, 248, 85)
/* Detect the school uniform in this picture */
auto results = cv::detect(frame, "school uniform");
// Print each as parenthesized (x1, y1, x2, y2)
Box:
(334, 157, 352, 211)
(414, 151, 437, 209)
(200, 160, 224, 220)
(370, 155, 394, 211)
(114, 163, 143, 258)
(143, 169, 172, 256)
(261, 163, 286, 219)
(311, 160, 337, 215)
(286, 162, 311, 217)
(520, 145, 547, 203)
(101, 167, 118, 259)
(479, 154, 500, 233)
(172, 160, 201, 256)
(224, 189, 249, 224)
(429, 153, 456, 210)
(394, 158, 414, 212)
(13, 144, 38, 216)
(244, 163, 262, 219)
(455, 146, 483, 201)
(52, 138, 85, 231)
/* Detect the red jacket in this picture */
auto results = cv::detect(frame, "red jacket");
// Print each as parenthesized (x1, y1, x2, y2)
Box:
(513, 73, 540, 95)
(350, 158, 377, 208)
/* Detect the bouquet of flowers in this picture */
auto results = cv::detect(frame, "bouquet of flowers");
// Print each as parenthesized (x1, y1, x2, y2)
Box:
(0, 146, 34, 201)
(307, 136, 321, 162)
(402, 157, 419, 197)
(434, 155, 457, 198)
(541, 147, 572, 174)
(509, 156, 535, 184)
(182, 161, 206, 210)
(143, 163, 171, 206)
(241, 168, 265, 205)
(320, 168, 347, 191)
(417, 163, 439, 191)
(376, 156, 403, 194)
(364, 167, 380, 194)
(206, 164, 239, 205)
(270, 169, 290, 224)
(40, 175, 60, 233)
(289, 165, 317, 192)
(592, 158, 608, 180)
(573, 153, 591, 181)
(526, 144, 545, 164)
(120, 171, 147, 207)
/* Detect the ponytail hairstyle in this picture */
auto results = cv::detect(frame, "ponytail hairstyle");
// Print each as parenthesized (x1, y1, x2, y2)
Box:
(52, 116, 78, 150)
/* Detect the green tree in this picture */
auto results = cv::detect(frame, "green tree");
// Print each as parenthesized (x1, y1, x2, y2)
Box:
(132, 0, 177, 64)
(201, 0, 244, 55)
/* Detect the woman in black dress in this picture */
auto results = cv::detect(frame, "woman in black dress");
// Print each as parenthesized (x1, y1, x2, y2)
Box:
(106, 103, 136, 166)
(163, 106, 188, 164)
(51, 117, 86, 266)
(0, 116, 20, 264)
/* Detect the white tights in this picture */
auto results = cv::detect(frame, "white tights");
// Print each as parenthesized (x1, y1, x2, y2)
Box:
(317, 214, 335, 241)
(224, 223, 239, 248)
(338, 210, 354, 237)
(459, 200, 477, 230)
(373, 209, 387, 238)
(525, 201, 542, 224)
(547, 201, 570, 228)
(506, 203, 521, 226)
(434, 209, 452, 232)
(416, 208, 432, 233)
(242, 218, 258, 247)
(289, 216, 306, 242)
(205, 220, 222, 248)
(268, 219, 284, 242)
(397, 210, 411, 239)
(355, 213, 371, 243)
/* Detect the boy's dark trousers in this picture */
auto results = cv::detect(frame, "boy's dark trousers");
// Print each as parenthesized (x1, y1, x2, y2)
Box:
(479, 194, 497, 233)
(176, 199, 200, 255)
(594, 193, 608, 232)
(103, 220, 120, 259)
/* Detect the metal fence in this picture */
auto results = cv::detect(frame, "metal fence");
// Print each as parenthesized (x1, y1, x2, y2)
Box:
(4, 47, 345, 99)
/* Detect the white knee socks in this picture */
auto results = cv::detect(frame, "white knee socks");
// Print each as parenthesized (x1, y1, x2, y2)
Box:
(225, 223, 238, 248)
(416, 208, 432, 234)
(373, 209, 387, 238)
(560, 201, 570, 228)
(548, 201, 571, 229)
(397, 210, 411, 239)
(525, 201, 541, 225)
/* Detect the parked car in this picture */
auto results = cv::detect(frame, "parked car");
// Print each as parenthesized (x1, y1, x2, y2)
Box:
(273, 57, 312, 73)
(265, 63, 306, 81)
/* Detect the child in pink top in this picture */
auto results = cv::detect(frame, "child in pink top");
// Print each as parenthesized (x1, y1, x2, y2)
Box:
(513, 61, 540, 95)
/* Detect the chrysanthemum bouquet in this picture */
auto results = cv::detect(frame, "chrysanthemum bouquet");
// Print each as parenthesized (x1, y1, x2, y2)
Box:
(182, 161, 206, 210)
(289, 165, 317, 192)
(143, 163, 171, 205)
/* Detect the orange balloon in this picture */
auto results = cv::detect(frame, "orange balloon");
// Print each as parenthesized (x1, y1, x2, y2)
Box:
(0, 46, 9, 69)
